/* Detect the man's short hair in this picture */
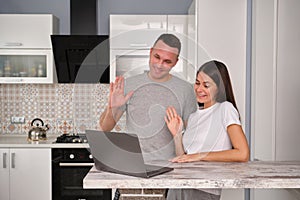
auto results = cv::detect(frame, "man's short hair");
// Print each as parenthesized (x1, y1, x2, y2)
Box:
(153, 33, 181, 56)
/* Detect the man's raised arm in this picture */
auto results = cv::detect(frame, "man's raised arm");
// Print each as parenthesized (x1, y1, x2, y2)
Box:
(99, 76, 133, 131)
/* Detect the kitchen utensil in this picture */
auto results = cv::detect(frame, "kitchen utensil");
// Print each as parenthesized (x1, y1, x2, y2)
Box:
(28, 118, 49, 141)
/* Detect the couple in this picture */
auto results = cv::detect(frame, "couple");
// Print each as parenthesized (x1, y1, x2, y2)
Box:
(100, 33, 249, 200)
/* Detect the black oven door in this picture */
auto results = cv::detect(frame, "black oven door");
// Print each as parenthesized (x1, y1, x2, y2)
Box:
(52, 149, 111, 200)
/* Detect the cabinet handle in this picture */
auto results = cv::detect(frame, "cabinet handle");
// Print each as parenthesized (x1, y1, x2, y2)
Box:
(129, 43, 148, 47)
(3, 153, 7, 169)
(11, 153, 16, 168)
(4, 42, 23, 47)
(59, 163, 94, 167)
(3, 79, 24, 83)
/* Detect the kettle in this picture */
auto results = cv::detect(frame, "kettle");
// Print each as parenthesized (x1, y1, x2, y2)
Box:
(28, 118, 49, 141)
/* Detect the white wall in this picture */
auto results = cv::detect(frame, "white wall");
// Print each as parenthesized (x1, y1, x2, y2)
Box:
(252, 0, 300, 199)
(275, 0, 300, 161)
(251, 0, 276, 161)
(252, 0, 300, 163)
(195, 1, 247, 199)
(197, 0, 247, 126)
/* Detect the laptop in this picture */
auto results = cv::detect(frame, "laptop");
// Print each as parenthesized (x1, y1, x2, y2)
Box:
(85, 130, 174, 178)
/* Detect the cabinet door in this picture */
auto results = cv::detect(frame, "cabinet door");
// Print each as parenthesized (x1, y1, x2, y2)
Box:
(0, 49, 56, 84)
(110, 49, 150, 81)
(0, 149, 10, 200)
(10, 148, 51, 200)
(0, 14, 57, 49)
(167, 15, 188, 81)
(110, 15, 167, 49)
(187, 3, 198, 83)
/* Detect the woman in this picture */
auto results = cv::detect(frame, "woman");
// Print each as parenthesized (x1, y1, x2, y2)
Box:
(164, 60, 249, 200)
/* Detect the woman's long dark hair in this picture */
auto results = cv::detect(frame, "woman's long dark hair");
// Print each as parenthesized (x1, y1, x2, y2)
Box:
(197, 60, 239, 113)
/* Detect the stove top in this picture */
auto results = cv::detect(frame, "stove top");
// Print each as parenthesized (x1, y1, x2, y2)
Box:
(54, 134, 88, 143)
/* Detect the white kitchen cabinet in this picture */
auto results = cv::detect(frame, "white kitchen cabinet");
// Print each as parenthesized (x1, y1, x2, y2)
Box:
(0, 149, 10, 200)
(0, 14, 58, 49)
(110, 15, 167, 49)
(0, 49, 56, 83)
(167, 15, 188, 80)
(110, 15, 189, 81)
(0, 148, 51, 200)
(110, 49, 150, 80)
(187, 0, 198, 83)
(0, 14, 58, 83)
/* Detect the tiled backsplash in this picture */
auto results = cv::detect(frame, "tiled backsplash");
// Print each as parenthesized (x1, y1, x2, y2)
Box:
(0, 84, 125, 135)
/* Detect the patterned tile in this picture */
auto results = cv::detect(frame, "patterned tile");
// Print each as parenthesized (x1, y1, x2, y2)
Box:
(91, 119, 101, 130)
(0, 83, 113, 135)
(19, 84, 39, 121)
(73, 84, 92, 101)
(20, 84, 39, 102)
(38, 84, 56, 102)
(2, 119, 22, 134)
(92, 83, 110, 102)
(91, 84, 109, 121)
(3, 102, 22, 115)
(39, 102, 56, 119)
(74, 119, 92, 134)
(43, 118, 57, 135)
(56, 101, 73, 119)
(57, 119, 73, 134)
(56, 84, 73, 102)
(21, 120, 32, 135)
(73, 101, 91, 119)
(21, 100, 39, 120)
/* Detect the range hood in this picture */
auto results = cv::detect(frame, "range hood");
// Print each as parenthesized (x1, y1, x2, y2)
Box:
(51, 35, 109, 83)
(51, 0, 110, 83)
(70, 0, 97, 35)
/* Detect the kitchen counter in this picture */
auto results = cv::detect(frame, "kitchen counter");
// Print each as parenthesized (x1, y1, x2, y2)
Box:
(83, 161, 300, 189)
(0, 135, 89, 148)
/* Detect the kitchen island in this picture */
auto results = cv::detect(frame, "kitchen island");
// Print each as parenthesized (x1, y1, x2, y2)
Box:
(83, 161, 300, 189)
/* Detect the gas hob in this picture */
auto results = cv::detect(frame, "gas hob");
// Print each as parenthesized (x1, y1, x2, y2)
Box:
(54, 133, 88, 143)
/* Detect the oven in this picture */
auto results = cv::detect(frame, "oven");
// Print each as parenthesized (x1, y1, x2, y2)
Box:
(52, 147, 111, 200)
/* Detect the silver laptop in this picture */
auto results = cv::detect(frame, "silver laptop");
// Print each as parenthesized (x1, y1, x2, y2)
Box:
(86, 130, 173, 178)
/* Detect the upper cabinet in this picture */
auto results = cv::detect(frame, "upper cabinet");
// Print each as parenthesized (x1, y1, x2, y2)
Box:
(110, 15, 167, 49)
(110, 15, 189, 81)
(0, 14, 58, 49)
(110, 15, 188, 50)
(0, 14, 59, 84)
(167, 15, 188, 81)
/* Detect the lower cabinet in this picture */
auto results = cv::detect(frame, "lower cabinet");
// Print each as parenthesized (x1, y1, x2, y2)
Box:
(0, 148, 51, 200)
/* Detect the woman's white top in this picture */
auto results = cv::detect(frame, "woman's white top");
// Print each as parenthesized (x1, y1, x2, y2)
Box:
(183, 101, 241, 154)
(182, 101, 242, 195)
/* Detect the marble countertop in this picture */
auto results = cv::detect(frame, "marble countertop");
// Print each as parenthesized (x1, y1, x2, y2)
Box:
(83, 161, 300, 189)
(0, 135, 89, 148)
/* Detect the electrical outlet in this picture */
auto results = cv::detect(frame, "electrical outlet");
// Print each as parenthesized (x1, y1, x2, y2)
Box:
(11, 116, 25, 124)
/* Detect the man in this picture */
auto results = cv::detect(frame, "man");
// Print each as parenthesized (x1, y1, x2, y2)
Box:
(99, 33, 197, 162)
